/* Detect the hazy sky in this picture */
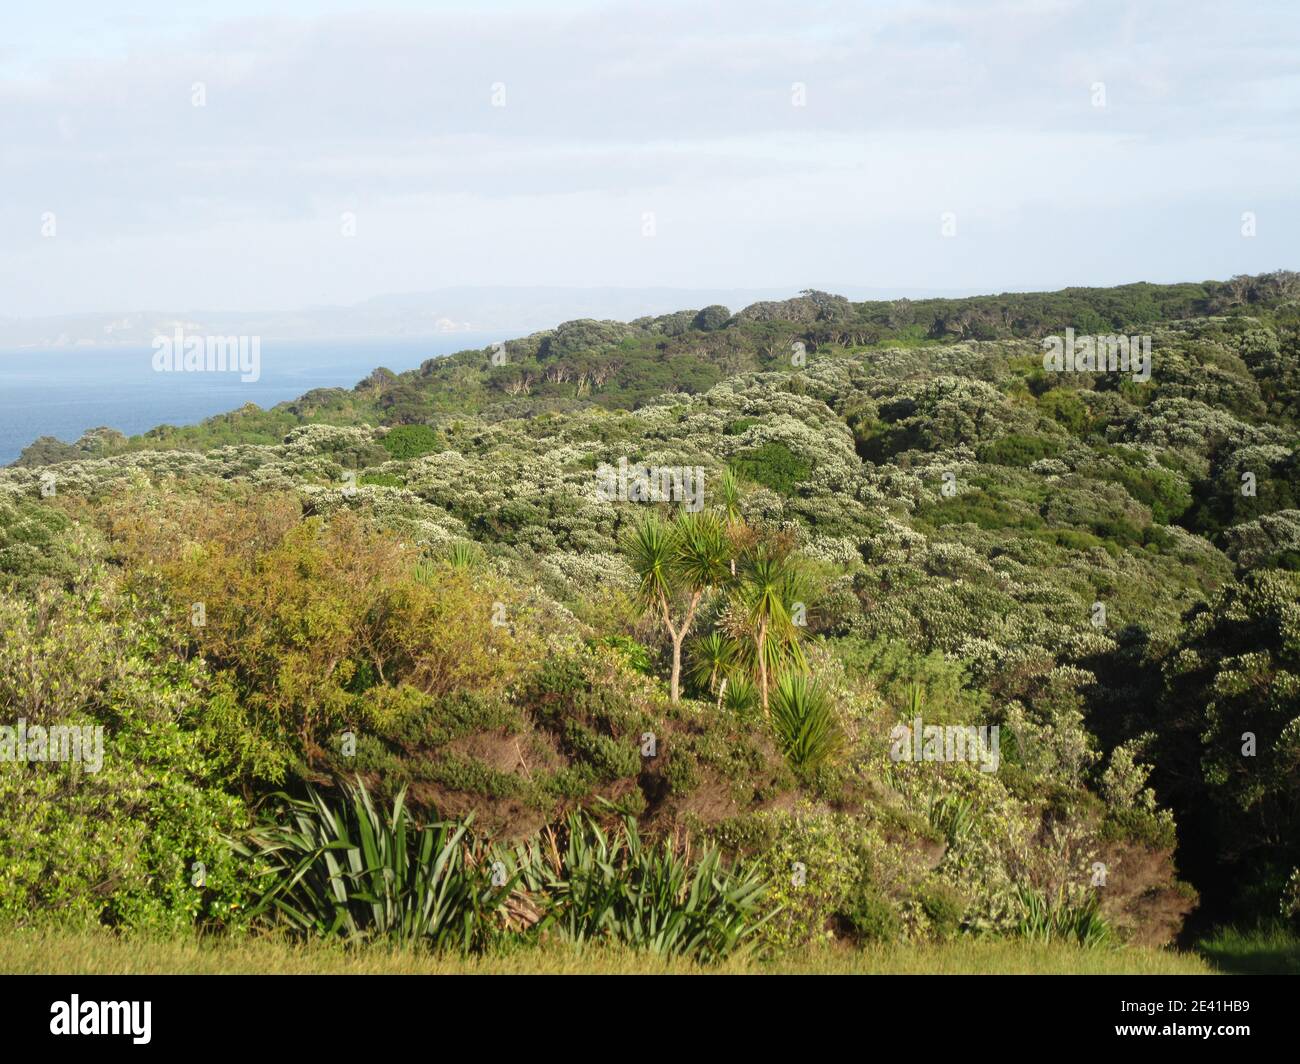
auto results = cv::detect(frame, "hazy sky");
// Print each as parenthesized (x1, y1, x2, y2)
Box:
(3, 0, 1298, 317)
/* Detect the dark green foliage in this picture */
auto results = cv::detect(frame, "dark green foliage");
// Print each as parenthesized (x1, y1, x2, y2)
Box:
(723, 674, 759, 714)
(730, 442, 811, 494)
(381, 423, 442, 459)
(693, 305, 732, 331)
(232, 778, 516, 949)
(843, 883, 901, 942)
(768, 673, 843, 772)
(391, 692, 522, 748)
(12, 436, 82, 467)
(1151, 570, 1300, 922)
(1037, 389, 1092, 435)
(518, 812, 771, 961)
(528, 652, 650, 782)
(234, 784, 776, 963)
(1015, 887, 1111, 947)
(1097, 463, 1192, 524)
(915, 881, 967, 938)
(426, 754, 527, 798)
(977, 433, 1063, 467)
(920, 492, 1044, 532)
(592, 635, 654, 675)
(1185, 448, 1299, 538)
(562, 721, 641, 782)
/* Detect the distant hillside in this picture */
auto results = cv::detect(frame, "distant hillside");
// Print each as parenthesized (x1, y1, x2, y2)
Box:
(15, 271, 1299, 465)
(0, 284, 976, 349)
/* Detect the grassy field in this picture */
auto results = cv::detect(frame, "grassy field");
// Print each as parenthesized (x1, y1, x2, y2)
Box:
(1196, 924, 1300, 976)
(0, 928, 1219, 975)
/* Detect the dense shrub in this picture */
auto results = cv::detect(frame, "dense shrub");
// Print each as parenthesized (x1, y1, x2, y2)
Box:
(730, 442, 812, 494)
(1153, 569, 1300, 921)
(381, 423, 442, 459)
(0, 578, 256, 930)
(978, 433, 1063, 467)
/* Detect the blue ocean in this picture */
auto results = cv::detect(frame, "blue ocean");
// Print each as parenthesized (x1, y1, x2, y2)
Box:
(0, 334, 498, 465)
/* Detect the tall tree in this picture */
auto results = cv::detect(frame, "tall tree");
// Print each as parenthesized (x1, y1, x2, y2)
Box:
(625, 511, 730, 702)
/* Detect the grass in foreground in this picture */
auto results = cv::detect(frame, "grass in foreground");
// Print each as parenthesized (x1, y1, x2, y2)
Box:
(0, 928, 1215, 975)
(1196, 924, 1300, 975)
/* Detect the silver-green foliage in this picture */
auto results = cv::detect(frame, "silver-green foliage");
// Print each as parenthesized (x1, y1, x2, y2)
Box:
(517, 813, 772, 962)
(235, 781, 773, 962)
(233, 778, 513, 951)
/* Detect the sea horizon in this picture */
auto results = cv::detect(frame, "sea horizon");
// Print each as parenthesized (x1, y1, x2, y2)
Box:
(0, 333, 499, 465)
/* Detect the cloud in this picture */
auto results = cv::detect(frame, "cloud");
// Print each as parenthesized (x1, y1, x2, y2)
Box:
(1, 0, 1297, 314)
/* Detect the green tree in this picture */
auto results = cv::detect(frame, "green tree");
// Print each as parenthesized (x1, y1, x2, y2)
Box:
(1155, 569, 1300, 919)
(624, 512, 730, 702)
(729, 547, 809, 712)
(693, 305, 731, 331)
(769, 672, 843, 772)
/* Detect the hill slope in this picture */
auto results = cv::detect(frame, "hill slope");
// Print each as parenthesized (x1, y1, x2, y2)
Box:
(1, 272, 1297, 949)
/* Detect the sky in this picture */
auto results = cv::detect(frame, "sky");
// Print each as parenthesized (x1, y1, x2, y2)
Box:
(2, 0, 1298, 317)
